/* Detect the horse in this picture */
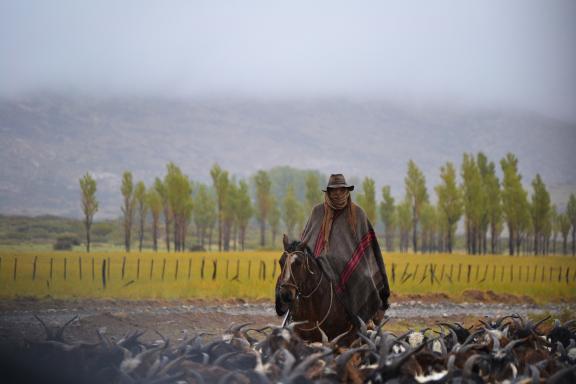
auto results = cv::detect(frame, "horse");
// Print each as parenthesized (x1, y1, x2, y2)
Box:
(275, 235, 356, 343)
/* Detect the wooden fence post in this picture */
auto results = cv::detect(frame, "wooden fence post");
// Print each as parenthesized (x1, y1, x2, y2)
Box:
(259, 261, 263, 280)
(162, 258, 166, 281)
(565, 267, 570, 283)
(248, 260, 252, 279)
(467, 265, 471, 283)
(480, 265, 488, 283)
(188, 258, 192, 280)
(212, 259, 217, 280)
(439, 264, 445, 282)
(64, 257, 67, 280)
(102, 259, 107, 289)
(201, 258, 205, 280)
(32, 256, 38, 281)
(137, 258, 140, 280)
(474, 265, 479, 281)
(392, 263, 396, 284)
(226, 259, 230, 279)
(457, 264, 462, 282)
(262, 261, 266, 280)
(121, 257, 127, 280)
(401, 263, 410, 282)
(510, 264, 513, 282)
(412, 264, 420, 281)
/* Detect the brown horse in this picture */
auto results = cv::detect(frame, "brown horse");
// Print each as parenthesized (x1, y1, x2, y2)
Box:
(275, 235, 356, 343)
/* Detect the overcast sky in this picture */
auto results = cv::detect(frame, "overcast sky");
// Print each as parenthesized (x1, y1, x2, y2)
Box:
(1, 0, 575, 122)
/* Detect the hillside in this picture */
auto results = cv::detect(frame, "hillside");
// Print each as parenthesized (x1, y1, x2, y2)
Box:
(1, 94, 575, 218)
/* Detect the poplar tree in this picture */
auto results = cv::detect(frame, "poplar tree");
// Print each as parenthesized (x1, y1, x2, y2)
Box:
(551, 205, 559, 254)
(305, 171, 322, 212)
(193, 184, 216, 249)
(134, 181, 147, 252)
(223, 180, 237, 251)
(397, 200, 413, 253)
(236, 180, 253, 251)
(419, 203, 437, 253)
(121, 171, 135, 252)
(558, 212, 571, 255)
(165, 163, 193, 252)
(146, 187, 163, 251)
(476, 153, 491, 254)
(379, 186, 396, 252)
(210, 164, 229, 252)
(357, 177, 377, 224)
(461, 154, 483, 254)
(254, 170, 272, 247)
(483, 161, 503, 254)
(404, 160, 428, 253)
(530, 174, 551, 255)
(500, 153, 529, 255)
(435, 162, 462, 253)
(79, 172, 98, 253)
(154, 178, 171, 252)
(567, 193, 576, 256)
(269, 195, 281, 247)
(283, 185, 301, 239)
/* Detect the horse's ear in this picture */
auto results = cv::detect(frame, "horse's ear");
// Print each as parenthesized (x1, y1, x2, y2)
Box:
(296, 240, 308, 252)
(282, 234, 290, 250)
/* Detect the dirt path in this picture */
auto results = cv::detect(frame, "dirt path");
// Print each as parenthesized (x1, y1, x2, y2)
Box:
(1, 297, 573, 346)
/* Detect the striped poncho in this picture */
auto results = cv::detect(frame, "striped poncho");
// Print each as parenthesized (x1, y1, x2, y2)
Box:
(300, 203, 390, 323)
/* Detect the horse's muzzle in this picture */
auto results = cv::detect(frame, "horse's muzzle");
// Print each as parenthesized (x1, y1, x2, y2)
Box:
(275, 285, 294, 316)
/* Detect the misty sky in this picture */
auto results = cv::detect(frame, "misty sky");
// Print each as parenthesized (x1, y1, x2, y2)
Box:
(1, 0, 575, 121)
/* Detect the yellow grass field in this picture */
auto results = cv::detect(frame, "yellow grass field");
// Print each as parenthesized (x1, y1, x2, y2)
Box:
(0, 250, 574, 302)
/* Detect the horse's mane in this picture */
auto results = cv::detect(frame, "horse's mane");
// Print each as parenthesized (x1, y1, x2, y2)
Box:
(285, 240, 312, 255)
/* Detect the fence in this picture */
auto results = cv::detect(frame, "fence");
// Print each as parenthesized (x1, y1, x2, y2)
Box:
(1, 254, 575, 290)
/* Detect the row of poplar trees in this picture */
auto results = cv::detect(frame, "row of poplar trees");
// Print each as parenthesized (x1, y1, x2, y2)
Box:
(372, 152, 576, 256)
(113, 163, 314, 253)
(79, 153, 576, 255)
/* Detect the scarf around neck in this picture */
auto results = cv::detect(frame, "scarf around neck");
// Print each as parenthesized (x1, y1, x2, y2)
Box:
(320, 190, 357, 253)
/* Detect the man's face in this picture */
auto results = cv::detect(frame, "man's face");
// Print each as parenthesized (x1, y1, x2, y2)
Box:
(328, 187, 347, 200)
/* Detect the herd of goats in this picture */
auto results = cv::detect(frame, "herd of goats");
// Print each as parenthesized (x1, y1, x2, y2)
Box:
(1, 313, 575, 383)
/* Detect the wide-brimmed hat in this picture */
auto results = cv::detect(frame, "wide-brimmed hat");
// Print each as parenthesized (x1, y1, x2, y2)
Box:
(322, 174, 354, 192)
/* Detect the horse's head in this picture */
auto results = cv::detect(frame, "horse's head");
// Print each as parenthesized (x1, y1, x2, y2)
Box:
(275, 234, 311, 316)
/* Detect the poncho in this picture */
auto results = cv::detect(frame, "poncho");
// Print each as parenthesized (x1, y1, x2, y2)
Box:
(300, 203, 390, 323)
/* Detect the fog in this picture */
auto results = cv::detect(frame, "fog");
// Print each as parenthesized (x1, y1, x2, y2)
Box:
(1, 0, 575, 121)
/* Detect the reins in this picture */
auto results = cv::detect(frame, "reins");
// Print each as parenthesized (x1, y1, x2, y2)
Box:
(280, 249, 333, 332)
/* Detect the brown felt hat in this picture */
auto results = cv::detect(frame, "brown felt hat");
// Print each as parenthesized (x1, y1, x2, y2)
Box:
(322, 174, 354, 192)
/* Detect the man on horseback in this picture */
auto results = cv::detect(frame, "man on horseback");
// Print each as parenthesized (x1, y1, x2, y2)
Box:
(299, 173, 390, 326)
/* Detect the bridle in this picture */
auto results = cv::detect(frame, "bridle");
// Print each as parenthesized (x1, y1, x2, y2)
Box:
(279, 249, 334, 332)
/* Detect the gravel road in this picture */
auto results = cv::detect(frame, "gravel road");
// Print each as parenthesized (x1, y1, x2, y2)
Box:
(1, 298, 574, 346)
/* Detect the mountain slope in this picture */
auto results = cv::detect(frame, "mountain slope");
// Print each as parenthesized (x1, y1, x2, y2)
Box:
(1, 94, 574, 218)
